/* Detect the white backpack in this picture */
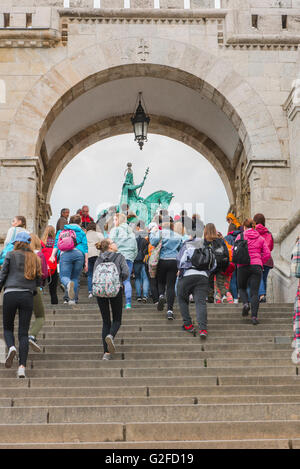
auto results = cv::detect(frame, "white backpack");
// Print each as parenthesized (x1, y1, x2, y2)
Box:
(92, 254, 121, 298)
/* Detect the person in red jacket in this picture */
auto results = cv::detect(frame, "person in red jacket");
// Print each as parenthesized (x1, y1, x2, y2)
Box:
(253, 213, 274, 303)
(235, 218, 271, 325)
(80, 206, 95, 230)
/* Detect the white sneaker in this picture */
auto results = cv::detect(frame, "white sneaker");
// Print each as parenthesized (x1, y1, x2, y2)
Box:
(233, 299, 239, 304)
(17, 366, 26, 378)
(67, 281, 75, 300)
(292, 348, 300, 365)
(5, 346, 17, 369)
(105, 335, 116, 354)
(88, 293, 93, 299)
(102, 353, 112, 361)
(28, 336, 41, 353)
(68, 300, 76, 305)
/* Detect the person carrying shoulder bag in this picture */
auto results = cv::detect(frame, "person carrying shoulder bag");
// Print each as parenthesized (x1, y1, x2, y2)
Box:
(93, 239, 129, 361)
(0, 232, 42, 378)
(291, 236, 300, 364)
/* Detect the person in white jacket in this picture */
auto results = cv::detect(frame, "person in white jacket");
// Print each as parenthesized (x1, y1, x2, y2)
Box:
(86, 222, 104, 298)
(4, 216, 28, 247)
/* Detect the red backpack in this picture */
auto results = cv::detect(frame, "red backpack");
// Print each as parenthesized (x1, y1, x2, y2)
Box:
(41, 241, 57, 277)
(37, 251, 49, 280)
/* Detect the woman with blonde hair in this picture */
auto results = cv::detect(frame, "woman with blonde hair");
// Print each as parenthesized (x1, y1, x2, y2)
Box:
(0, 232, 42, 378)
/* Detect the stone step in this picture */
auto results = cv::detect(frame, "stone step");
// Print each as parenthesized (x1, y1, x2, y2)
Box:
(2, 402, 300, 425)
(41, 318, 293, 327)
(27, 343, 292, 354)
(0, 439, 292, 449)
(0, 375, 299, 389)
(37, 328, 292, 338)
(7, 394, 300, 408)
(24, 357, 293, 369)
(1, 384, 300, 399)
(0, 420, 297, 444)
(24, 349, 291, 361)
(0, 365, 296, 379)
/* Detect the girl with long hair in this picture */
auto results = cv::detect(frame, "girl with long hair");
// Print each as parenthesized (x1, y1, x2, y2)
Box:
(0, 232, 42, 378)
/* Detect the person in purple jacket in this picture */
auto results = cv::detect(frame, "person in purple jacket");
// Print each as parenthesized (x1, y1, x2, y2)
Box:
(235, 218, 271, 325)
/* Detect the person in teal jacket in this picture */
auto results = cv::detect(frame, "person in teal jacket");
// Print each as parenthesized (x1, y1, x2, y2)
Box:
(50, 214, 88, 305)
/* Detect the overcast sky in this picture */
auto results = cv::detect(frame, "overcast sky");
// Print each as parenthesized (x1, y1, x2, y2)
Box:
(49, 134, 229, 235)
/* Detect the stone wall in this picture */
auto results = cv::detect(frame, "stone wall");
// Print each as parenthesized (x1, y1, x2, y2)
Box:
(0, 0, 299, 302)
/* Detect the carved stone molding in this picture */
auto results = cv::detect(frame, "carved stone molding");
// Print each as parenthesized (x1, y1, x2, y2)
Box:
(283, 85, 300, 121)
(58, 7, 226, 28)
(223, 34, 300, 50)
(245, 159, 289, 179)
(0, 28, 61, 48)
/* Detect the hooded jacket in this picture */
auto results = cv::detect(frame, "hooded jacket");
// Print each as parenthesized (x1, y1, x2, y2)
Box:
(55, 224, 88, 256)
(255, 224, 274, 268)
(94, 251, 129, 283)
(109, 223, 138, 262)
(235, 229, 271, 268)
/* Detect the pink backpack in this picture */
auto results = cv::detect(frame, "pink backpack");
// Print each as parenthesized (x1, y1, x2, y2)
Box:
(57, 229, 77, 252)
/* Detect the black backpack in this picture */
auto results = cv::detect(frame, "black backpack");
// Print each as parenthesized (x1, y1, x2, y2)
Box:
(232, 232, 250, 265)
(191, 244, 215, 271)
(211, 238, 229, 271)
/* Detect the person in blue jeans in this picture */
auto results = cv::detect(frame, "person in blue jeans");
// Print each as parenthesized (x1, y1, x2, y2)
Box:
(50, 214, 88, 305)
(109, 213, 138, 309)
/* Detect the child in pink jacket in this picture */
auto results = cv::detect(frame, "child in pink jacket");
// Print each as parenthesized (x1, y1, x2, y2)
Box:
(253, 213, 274, 303)
(235, 219, 271, 325)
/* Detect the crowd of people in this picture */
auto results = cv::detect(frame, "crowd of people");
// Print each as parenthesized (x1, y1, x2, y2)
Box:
(0, 205, 299, 377)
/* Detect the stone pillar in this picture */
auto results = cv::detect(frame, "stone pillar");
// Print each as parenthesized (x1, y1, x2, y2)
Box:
(284, 82, 300, 215)
(0, 158, 45, 243)
(246, 161, 292, 236)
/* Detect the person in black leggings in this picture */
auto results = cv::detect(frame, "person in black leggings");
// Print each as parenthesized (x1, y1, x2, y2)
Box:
(150, 217, 183, 320)
(0, 232, 42, 378)
(93, 239, 129, 361)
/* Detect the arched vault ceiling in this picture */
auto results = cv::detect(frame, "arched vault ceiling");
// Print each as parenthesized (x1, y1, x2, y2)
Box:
(44, 76, 240, 163)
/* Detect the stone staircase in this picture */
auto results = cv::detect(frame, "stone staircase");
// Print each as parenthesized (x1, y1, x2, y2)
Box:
(0, 282, 299, 449)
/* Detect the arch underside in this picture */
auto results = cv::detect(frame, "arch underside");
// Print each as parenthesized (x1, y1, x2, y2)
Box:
(43, 114, 236, 207)
(5, 36, 283, 225)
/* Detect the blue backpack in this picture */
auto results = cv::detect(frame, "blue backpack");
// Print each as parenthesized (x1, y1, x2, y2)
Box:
(0, 228, 17, 266)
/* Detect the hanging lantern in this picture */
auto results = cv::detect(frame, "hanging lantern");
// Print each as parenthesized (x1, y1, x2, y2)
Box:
(131, 92, 150, 150)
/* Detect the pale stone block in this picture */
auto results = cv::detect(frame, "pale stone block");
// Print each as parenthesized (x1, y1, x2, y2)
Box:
(68, 35, 97, 56)
(191, 0, 214, 6)
(251, 141, 282, 159)
(160, 0, 185, 7)
(101, 0, 123, 6)
(259, 15, 282, 34)
(260, 90, 289, 106)
(131, 0, 154, 7)
(278, 50, 299, 63)
(250, 0, 292, 6)
(10, 13, 26, 28)
(0, 192, 19, 219)
(69, 0, 94, 7)
(32, 7, 51, 28)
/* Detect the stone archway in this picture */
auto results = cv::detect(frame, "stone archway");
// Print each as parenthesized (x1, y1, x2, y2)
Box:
(5, 36, 283, 230)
